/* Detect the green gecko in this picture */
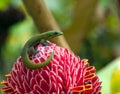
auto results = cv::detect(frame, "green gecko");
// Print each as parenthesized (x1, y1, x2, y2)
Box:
(21, 30, 63, 69)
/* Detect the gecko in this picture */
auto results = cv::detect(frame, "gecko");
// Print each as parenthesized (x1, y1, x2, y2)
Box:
(21, 30, 63, 69)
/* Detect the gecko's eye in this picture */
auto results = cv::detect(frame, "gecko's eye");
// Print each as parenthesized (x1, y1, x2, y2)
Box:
(54, 31, 63, 35)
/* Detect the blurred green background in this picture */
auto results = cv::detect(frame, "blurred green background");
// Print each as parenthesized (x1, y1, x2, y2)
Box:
(0, 0, 120, 94)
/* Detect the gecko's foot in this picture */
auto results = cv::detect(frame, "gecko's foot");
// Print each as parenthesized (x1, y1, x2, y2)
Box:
(28, 47, 38, 55)
(40, 39, 50, 46)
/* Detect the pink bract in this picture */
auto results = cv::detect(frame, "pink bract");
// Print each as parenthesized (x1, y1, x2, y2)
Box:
(1, 41, 101, 94)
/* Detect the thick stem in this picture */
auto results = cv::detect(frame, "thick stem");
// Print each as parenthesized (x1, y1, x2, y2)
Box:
(22, 0, 70, 49)
(63, 0, 98, 53)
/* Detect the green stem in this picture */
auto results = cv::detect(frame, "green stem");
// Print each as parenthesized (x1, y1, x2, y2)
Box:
(21, 30, 63, 69)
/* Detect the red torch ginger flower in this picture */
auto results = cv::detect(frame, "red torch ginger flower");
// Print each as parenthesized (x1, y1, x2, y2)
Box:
(1, 41, 101, 94)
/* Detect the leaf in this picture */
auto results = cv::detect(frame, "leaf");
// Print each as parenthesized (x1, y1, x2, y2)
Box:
(0, 0, 10, 10)
(97, 57, 120, 94)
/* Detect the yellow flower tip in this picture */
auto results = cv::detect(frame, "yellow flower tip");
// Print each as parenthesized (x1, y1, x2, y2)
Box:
(85, 73, 96, 81)
(82, 59, 89, 65)
(85, 84, 93, 90)
(0, 81, 8, 84)
(5, 73, 11, 77)
(70, 85, 85, 93)
(86, 66, 95, 72)
(1, 87, 11, 92)
(70, 84, 93, 93)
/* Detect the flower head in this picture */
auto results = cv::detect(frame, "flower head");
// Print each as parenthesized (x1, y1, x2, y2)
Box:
(1, 41, 101, 94)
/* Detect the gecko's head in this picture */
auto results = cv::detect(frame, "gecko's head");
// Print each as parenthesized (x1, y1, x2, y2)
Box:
(48, 30, 63, 37)
(53, 30, 63, 35)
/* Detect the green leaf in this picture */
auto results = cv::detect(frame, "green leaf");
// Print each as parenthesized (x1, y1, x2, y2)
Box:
(0, 0, 10, 10)
(97, 57, 120, 94)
